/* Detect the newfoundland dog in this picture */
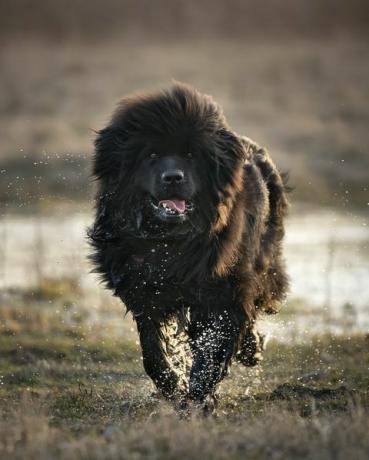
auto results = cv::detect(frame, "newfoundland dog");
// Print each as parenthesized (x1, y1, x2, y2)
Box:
(89, 83, 289, 413)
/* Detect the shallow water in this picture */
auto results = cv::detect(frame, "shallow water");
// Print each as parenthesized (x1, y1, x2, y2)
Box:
(1, 206, 368, 336)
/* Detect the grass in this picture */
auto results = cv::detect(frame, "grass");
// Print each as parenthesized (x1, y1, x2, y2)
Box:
(0, 295, 368, 459)
(1, 38, 369, 209)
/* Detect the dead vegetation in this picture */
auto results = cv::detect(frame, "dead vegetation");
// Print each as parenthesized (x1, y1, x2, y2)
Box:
(0, 295, 368, 459)
(1, 38, 369, 208)
(1, 400, 369, 460)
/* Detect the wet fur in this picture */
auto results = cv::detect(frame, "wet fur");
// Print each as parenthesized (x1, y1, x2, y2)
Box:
(88, 84, 289, 410)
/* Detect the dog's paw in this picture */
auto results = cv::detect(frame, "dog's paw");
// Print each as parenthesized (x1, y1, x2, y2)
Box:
(177, 393, 219, 419)
(236, 327, 267, 367)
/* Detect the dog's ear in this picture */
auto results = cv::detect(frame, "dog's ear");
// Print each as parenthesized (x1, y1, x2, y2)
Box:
(92, 126, 128, 183)
(216, 128, 245, 162)
(207, 127, 245, 197)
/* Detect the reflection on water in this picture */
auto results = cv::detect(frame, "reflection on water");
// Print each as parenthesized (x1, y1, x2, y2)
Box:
(1, 207, 368, 336)
(286, 208, 369, 308)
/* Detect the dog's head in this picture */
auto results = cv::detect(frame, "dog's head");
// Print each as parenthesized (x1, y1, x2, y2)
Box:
(93, 83, 245, 238)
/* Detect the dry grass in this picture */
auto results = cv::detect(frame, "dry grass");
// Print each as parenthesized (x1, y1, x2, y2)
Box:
(2, 0, 369, 42)
(0, 291, 368, 459)
(1, 38, 369, 208)
(1, 401, 368, 460)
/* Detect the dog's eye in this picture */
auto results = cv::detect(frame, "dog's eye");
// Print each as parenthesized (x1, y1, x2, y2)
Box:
(150, 153, 158, 160)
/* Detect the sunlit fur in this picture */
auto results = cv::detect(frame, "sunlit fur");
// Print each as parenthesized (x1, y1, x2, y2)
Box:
(88, 83, 289, 410)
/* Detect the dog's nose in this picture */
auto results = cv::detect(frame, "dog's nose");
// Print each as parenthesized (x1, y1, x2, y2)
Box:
(161, 169, 185, 184)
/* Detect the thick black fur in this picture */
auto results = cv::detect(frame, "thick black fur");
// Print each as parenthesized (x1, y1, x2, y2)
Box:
(88, 83, 289, 412)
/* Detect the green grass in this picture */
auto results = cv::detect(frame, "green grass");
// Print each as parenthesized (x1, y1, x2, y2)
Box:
(0, 300, 368, 459)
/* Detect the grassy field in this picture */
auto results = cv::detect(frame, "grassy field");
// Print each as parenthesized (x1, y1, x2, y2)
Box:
(0, 281, 368, 459)
(1, 38, 369, 209)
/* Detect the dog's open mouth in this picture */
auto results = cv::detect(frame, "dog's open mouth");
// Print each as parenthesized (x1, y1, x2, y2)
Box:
(159, 199, 186, 214)
(150, 198, 194, 220)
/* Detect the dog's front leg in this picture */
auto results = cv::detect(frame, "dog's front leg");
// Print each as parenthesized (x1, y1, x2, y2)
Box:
(136, 316, 183, 400)
(188, 310, 241, 412)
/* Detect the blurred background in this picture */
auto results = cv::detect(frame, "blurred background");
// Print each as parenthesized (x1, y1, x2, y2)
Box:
(0, 0, 368, 338)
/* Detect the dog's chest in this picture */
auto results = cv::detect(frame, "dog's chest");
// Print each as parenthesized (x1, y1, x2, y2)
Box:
(117, 240, 188, 314)
(128, 240, 180, 287)
(117, 238, 237, 316)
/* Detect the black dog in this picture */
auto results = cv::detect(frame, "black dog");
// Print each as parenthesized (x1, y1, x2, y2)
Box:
(89, 83, 289, 412)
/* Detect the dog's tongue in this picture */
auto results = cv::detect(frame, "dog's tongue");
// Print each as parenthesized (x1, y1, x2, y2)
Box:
(159, 199, 186, 213)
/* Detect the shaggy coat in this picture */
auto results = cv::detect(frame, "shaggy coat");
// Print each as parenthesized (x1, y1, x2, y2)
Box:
(89, 84, 289, 411)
